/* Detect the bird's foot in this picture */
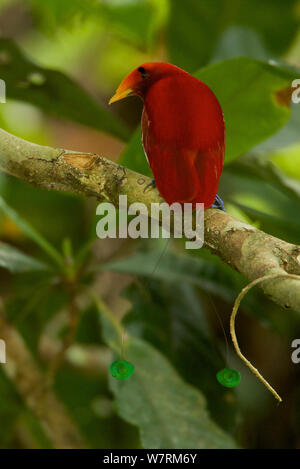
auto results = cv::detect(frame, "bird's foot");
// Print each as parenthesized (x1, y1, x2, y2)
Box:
(143, 179, 156, 193)
(210, 194, 226, 212)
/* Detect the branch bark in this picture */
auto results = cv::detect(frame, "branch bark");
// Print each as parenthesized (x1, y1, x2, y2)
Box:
(0, 128, 300, 311)
(0, 308, 86, 448)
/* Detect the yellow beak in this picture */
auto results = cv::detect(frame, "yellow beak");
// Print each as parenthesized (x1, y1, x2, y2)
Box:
(109, 88, 133, 105)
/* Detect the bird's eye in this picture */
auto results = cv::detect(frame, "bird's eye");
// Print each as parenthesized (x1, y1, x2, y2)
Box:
(137, 66, 148, 79)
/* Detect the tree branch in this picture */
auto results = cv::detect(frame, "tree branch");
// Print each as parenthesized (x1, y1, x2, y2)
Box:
(0, 128, 299, 311)
(0, 307, 86, 448)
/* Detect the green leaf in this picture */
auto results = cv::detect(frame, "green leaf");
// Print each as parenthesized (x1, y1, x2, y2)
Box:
(271, 143, 300, 180)
(0, 38, 129, 141)
(167, 0, 225, 71)
(122, 280, 238, 432)
(0, 195, 63, 268)
(230, 201, 300, 245)
(93, 293, 237, 448)
(231, 155, 300, 203)
(195, 57, 298, 162)
(212, 26, 270, 63)
(167, 0, 300, 71)
(109, 337, 236, 448)
(220, 165, 300, 244)
(254, 104, 300, 155)
(29, 0, 166, 50)
(228, 0, 300, 57)
(28, 0, 99, 30)
(104, 250, 239, 302)
(0, 241, 49, 273)
(99, 0, 164, 50)
(103, 248, 270, 324)
(0, 175, 87, 251)
(97, 300, 237, 448)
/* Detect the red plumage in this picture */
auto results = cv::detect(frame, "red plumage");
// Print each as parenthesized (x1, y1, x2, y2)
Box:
(110, 63, 225, 209)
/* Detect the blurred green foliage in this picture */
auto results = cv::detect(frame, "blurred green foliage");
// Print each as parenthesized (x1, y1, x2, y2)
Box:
(168, 0, 300, 71)
(99, 302, 236, 449)
(0, 38, 129, 140)
(0, 0, 299, 450)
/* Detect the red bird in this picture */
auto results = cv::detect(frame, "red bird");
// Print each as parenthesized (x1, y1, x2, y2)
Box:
(109, 62, 225, 210)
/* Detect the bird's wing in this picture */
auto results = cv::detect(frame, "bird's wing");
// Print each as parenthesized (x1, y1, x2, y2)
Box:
(193, 142, 224, 208)
(147, 143, 200, 203)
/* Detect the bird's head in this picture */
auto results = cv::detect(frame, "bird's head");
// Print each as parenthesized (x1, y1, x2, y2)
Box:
(109, 62, 183, 104)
